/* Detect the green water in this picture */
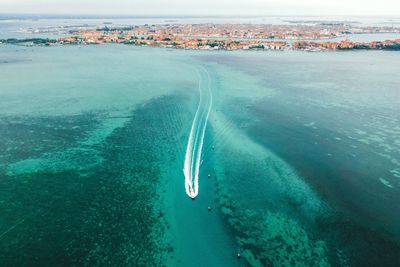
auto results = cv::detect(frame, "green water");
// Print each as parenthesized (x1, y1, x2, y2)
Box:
(0, 45, 400, 266)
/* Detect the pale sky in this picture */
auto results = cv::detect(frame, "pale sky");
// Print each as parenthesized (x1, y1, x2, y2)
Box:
(0, 0, 399, 16)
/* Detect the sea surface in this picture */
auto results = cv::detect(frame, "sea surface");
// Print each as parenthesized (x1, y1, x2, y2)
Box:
(0, 42, 400, 266)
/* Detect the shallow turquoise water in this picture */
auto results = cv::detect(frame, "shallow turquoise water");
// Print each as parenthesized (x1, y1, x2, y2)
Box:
(0, 45, 399, 266)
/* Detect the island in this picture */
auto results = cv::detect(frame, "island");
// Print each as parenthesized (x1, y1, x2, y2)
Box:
(2, 23, 400, 51)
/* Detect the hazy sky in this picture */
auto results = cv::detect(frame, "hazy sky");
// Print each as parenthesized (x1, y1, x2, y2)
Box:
(0, 0, 399, 16)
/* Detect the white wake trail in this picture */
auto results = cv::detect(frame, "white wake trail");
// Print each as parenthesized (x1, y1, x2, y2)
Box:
(183, 67, 213, 198)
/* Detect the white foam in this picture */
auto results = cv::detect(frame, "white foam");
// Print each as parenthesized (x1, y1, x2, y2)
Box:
(183, 67, 213, 198)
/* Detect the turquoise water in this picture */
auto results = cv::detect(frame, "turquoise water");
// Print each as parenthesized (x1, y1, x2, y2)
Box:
(0, 44, 400, 266)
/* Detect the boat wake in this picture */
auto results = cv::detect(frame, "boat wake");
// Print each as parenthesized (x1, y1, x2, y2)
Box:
(183, 67, 213, 199)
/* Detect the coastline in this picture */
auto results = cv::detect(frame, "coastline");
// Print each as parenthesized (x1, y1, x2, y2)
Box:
(2, 36, 400, 52)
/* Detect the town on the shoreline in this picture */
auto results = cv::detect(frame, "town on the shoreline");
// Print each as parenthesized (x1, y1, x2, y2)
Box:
(2, 23, 400, 51)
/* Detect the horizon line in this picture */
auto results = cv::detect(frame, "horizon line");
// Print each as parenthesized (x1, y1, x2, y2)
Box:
(1, 13, 400, 19)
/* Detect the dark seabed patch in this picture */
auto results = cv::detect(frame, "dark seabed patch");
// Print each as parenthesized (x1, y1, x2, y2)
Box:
(197, 52, 400, 266)
(245, 100, 400, 266)
(0, 94, 190, 266)
(0, 114, 98, 165)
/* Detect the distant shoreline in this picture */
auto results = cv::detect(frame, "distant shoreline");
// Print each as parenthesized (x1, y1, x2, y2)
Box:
(2, 36, 400, 52)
